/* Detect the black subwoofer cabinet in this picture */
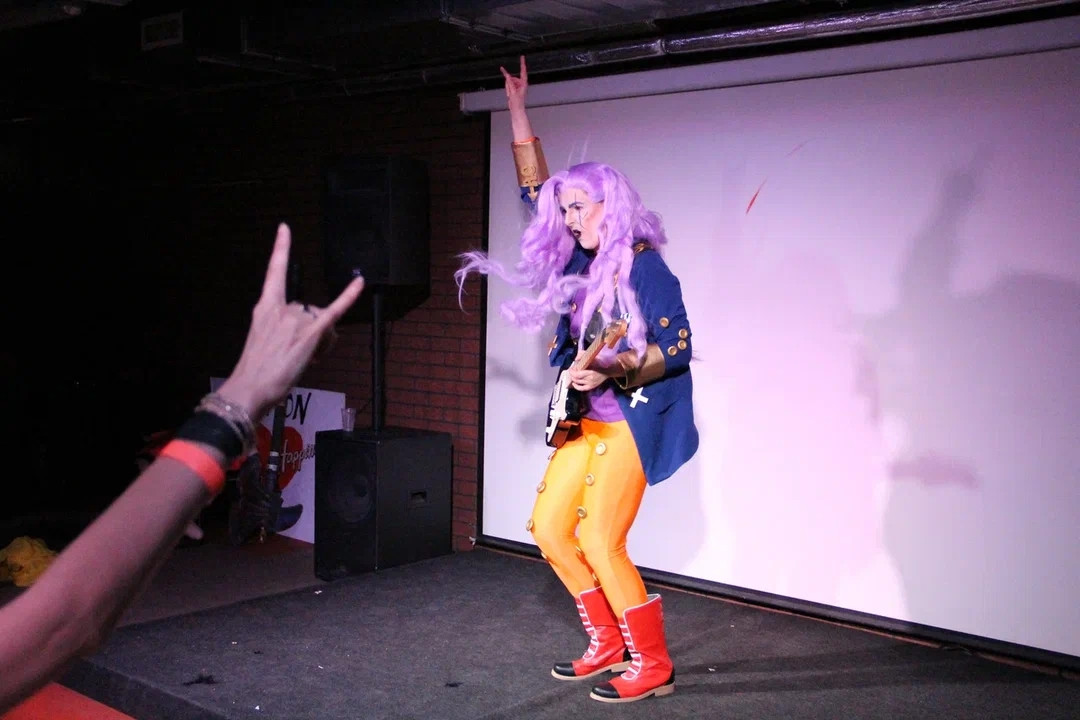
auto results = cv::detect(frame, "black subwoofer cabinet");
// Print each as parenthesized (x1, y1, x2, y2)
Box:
(314, 428, 453, 580)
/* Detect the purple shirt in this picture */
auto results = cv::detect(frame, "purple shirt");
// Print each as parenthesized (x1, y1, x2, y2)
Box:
(569, 287, 625, 423)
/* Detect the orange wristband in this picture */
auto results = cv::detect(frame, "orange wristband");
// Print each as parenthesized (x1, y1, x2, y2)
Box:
(159, 439, 226, 496)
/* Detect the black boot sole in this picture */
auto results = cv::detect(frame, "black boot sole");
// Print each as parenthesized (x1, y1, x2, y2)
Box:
(550, 660, 632, 681)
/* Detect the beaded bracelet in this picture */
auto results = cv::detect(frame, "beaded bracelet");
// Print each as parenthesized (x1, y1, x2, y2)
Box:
(195, 392, 256, 457)
(159, 439, 226, 495)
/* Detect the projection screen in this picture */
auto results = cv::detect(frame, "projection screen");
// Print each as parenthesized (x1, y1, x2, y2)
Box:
(461, 16, 1080, 659)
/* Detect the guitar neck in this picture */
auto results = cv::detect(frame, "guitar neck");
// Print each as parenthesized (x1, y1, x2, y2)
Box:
(267, 403, 287, 473)
(572, 333, 609, 371)
(270, 404, 286, 449)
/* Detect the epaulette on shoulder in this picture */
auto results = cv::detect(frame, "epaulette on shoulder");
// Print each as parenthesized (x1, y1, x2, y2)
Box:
(632, 241, 652, 254)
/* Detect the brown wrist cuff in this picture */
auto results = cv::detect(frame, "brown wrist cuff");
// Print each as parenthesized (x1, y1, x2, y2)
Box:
(511, 137, 550, 197)
(613, 344, 666, 390)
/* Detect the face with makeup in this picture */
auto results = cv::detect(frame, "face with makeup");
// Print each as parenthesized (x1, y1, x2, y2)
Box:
(559, 187, 604, 251)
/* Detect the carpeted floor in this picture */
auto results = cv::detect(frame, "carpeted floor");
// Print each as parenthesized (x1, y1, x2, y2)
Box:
(59, 548, 1078, 720)
(115, 534, 322, 628)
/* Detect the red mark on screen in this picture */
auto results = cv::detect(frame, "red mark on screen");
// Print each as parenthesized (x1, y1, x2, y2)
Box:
(746, 140, 811, 215)
(746, 180, 766, 214)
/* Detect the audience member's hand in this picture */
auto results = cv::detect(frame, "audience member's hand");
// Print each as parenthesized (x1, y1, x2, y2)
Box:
(217, 223, 363, 421)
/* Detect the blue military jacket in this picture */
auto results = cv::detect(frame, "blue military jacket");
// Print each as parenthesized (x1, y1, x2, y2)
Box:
(548, 243, 699, 486)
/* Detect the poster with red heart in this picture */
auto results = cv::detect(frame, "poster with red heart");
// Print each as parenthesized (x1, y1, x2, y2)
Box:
(211, 378, 345, 544)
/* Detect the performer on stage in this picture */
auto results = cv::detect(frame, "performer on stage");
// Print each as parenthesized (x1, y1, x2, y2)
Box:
(456, 56, 698, 703)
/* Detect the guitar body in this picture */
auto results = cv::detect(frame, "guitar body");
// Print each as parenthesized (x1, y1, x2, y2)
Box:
(544, 314, 629, 449)
(546, 368, 589, 448)
(228, 403, 303, 544)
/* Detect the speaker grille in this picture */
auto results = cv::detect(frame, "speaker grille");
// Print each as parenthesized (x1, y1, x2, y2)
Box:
(314, 429, 453, 580)
(325, 197, 388, 288)
(324, 155, 429, 283)
(314, 437, 378, 580)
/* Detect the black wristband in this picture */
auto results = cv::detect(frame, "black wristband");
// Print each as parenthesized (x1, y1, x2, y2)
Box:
(174, 411, 246, 462)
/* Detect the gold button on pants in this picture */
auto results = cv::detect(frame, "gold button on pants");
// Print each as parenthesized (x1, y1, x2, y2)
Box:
(527, 418, 649, 618)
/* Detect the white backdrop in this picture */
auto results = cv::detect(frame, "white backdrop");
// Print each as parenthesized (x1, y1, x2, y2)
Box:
(466, 19, 1080, 658)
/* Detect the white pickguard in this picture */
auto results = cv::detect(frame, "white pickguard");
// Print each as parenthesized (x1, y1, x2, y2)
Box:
(546, 369, 571, 443)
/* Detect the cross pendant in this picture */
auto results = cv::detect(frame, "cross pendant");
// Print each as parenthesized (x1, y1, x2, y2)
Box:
(629, 387, 649, 408)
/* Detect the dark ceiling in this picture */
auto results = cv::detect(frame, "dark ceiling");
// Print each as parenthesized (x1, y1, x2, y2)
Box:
(0, 0, 1075, 120)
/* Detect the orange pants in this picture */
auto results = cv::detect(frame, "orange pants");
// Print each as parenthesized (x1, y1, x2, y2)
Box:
(529, 419, 648, 617)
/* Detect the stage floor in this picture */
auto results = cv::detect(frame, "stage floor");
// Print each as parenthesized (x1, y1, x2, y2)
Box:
(34, 537, 1077, 720)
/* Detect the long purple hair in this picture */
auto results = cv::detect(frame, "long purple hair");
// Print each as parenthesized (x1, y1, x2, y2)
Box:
(456, 161, 667, 359)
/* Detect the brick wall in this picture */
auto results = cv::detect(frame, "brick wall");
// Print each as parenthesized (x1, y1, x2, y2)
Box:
(5, 88, 489, 550)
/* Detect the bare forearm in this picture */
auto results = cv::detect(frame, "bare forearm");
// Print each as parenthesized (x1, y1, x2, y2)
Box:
(510, 104, 535, 142)
(0, 453, 215, 712)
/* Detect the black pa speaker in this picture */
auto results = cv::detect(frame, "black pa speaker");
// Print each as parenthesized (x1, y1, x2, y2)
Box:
(324, 155, 431, 321)
(314, 428, 453, 580)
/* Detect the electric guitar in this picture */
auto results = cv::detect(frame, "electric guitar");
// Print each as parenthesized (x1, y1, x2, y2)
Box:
(545, 314, 629, 448)
(228, 402, 302, 544)
(258, 403, 287, 541)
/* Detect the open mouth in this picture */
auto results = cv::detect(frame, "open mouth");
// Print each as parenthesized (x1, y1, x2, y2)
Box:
(571, 229, 582, 240)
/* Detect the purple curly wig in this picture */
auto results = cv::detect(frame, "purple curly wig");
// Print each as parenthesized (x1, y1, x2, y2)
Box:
(455, 161, 667, 359)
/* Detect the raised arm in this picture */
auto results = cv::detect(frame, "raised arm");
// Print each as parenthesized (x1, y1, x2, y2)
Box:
(501, 56, 549, 206)
(503, 54, 535, 143)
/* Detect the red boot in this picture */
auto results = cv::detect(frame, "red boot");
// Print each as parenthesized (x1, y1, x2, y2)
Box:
(589, 594, 675, 702)
(551, 587, 631, 680)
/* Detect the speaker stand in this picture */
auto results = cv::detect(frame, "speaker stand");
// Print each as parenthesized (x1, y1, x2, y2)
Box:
(371, 285, 386, 432)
